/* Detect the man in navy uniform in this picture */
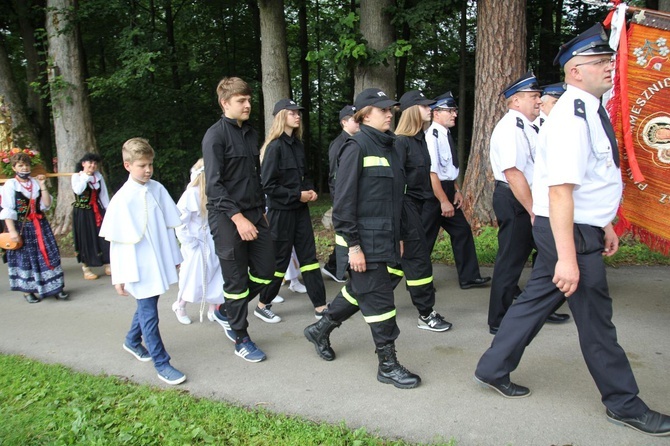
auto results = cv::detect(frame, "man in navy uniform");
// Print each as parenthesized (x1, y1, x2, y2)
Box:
(474, 24, 670, 437)
(422, 92, 491, 290)
(487, 72, 570, 334)
(535, 82, 566, 127)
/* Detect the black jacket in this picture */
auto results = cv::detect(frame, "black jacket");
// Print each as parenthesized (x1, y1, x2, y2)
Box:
(202, 116, 264, 219)
(261, 132, 314, 211)
(327, 130, 349, 198)
(333, 124, 404, 264)
(395, 132, 433, 203)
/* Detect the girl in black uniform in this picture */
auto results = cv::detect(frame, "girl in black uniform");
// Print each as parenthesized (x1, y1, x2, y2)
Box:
(258, 99, 328, 322)
(304, 88, 421, 389)
(395, 91, 452, 332)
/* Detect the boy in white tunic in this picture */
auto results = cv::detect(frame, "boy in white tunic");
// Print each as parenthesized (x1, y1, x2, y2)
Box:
(99, 138, 186, 385)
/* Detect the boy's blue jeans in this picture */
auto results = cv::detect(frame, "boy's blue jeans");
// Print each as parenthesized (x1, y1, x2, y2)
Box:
(125, 295, 171, 370)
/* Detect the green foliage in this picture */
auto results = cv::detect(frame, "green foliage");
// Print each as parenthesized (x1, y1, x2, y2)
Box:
(0, 354, 453, 446)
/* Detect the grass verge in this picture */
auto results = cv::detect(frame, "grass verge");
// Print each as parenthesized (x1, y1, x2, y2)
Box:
(0, 354, 453, 446)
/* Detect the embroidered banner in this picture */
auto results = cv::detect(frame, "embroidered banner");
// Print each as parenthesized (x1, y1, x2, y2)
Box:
(611, 19, 670, 255)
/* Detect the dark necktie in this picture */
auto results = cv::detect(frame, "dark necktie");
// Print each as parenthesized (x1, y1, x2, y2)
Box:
(531, 124, 539, 133)
(597, 104, 620, 168)
(447, 131, 459, 169)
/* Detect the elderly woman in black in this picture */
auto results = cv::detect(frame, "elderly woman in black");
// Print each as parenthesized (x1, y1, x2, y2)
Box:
(304, 88, 420, 389)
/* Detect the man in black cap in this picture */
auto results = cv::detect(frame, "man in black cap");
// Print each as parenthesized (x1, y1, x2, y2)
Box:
(321, 105, 359, 283)
(304, 88, 421, 389)
(475, 24, 670, 437)
(487, 71, 570, 335)
(422, 91, 491, 290)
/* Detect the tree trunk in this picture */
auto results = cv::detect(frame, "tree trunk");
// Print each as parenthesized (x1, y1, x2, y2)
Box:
(258, 0, 290, 137)
(354, 0, 395, 98)
(463, 0, 526, 228)
(46, 0, 98, 234)
(0, 39, 39, 151)
(11, 0, 51, 156)
(457, 0, 468, 184)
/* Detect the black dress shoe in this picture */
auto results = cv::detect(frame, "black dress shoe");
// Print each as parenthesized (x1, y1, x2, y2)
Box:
(489, 326, 499, 335)
(459, 276, 492, 289)
(55, 291, 69, 300)
(546, 312, 570, 323)
(606, 408, 670, 437)
(24, 293, 40, 304)
(474, 375, 531, 398)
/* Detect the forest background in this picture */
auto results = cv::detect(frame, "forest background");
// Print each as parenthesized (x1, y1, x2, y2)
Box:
(0, 0, 665, 235)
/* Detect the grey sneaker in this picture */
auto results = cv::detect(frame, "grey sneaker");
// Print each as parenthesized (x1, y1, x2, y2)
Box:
(417, 311, 453, 332)
(156, 365, 186, 385)
(254, 304, 281, 323)
(123, 342, 152, 362)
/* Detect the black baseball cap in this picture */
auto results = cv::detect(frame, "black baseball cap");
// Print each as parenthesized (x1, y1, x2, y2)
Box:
(399, 90, 436, 112)
(339, 105, 356, 121)
(273, 98, 304, 116)
(354, 88, 400, 110)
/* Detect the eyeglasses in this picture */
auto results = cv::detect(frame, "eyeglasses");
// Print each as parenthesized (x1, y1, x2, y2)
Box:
(434, 108, 458, 114)
(574, 57, 615, 68)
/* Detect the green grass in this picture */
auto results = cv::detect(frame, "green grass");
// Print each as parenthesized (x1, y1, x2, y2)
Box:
(310, 196, 669, 267)
(0, 355, 453, 446)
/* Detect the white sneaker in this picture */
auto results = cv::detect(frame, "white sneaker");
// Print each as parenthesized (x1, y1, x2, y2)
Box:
(172, 301, 192, 325)
(272, 295, 285, 303)
(288, 281, 307, 294)
(207, 310, 216, 322)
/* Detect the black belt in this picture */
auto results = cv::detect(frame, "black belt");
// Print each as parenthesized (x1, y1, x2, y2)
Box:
(495, 180, 510, 189)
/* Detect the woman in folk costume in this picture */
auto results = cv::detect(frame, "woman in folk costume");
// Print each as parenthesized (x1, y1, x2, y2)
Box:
(171, 158, 224, 325)
(0, 153, 68, 303)
(71, 152, 111, 280)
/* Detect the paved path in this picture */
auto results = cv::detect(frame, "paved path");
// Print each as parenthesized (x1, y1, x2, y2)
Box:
(1, 258, 668, 445)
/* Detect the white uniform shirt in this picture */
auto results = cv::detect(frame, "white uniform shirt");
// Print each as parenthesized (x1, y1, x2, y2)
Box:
(532, 84, 622, 227)
(425, 122, 459, 181)
(533, 110, 549, 128)
(489, 109, 537, 186)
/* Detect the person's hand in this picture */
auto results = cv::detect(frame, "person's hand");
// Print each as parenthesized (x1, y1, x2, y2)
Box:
(440, 200, 455, 218)
(300, 191, 312, 203)
(8, 229, 20, 242)
(309, 191, 318, 202)
(232, 214, 258, 241)
(348, 249, 366, 273)
(602, 224, 619, 257)
(36, 175, 47, 188)
(115, 283, 129, 296)
(453, 191, 463, 209)
(553, 259, 579, 297)
(400, 240, 404, 258)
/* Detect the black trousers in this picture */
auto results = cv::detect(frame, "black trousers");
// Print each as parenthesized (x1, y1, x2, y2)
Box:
(209, 208, 275, 333)
(401, 199, 436, 316)
(422, 180, 481, 282)
(328, 262, 400, 348)
(259, 207, 326, 308)
(488, 183, 534, 328)
(475, 217, 648, 418)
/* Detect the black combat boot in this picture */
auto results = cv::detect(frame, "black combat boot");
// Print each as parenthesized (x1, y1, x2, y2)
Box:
(376, 343, 421, 389)
(304, 316, 340, 361)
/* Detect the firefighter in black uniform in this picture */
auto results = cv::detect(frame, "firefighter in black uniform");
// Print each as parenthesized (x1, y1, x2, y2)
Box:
(202, 77, 274, 363)
(304, 88, 421, 389)
(394, 90, 452, 332)
(258, 99, 328, 320)
(322, 105, 359, 283)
